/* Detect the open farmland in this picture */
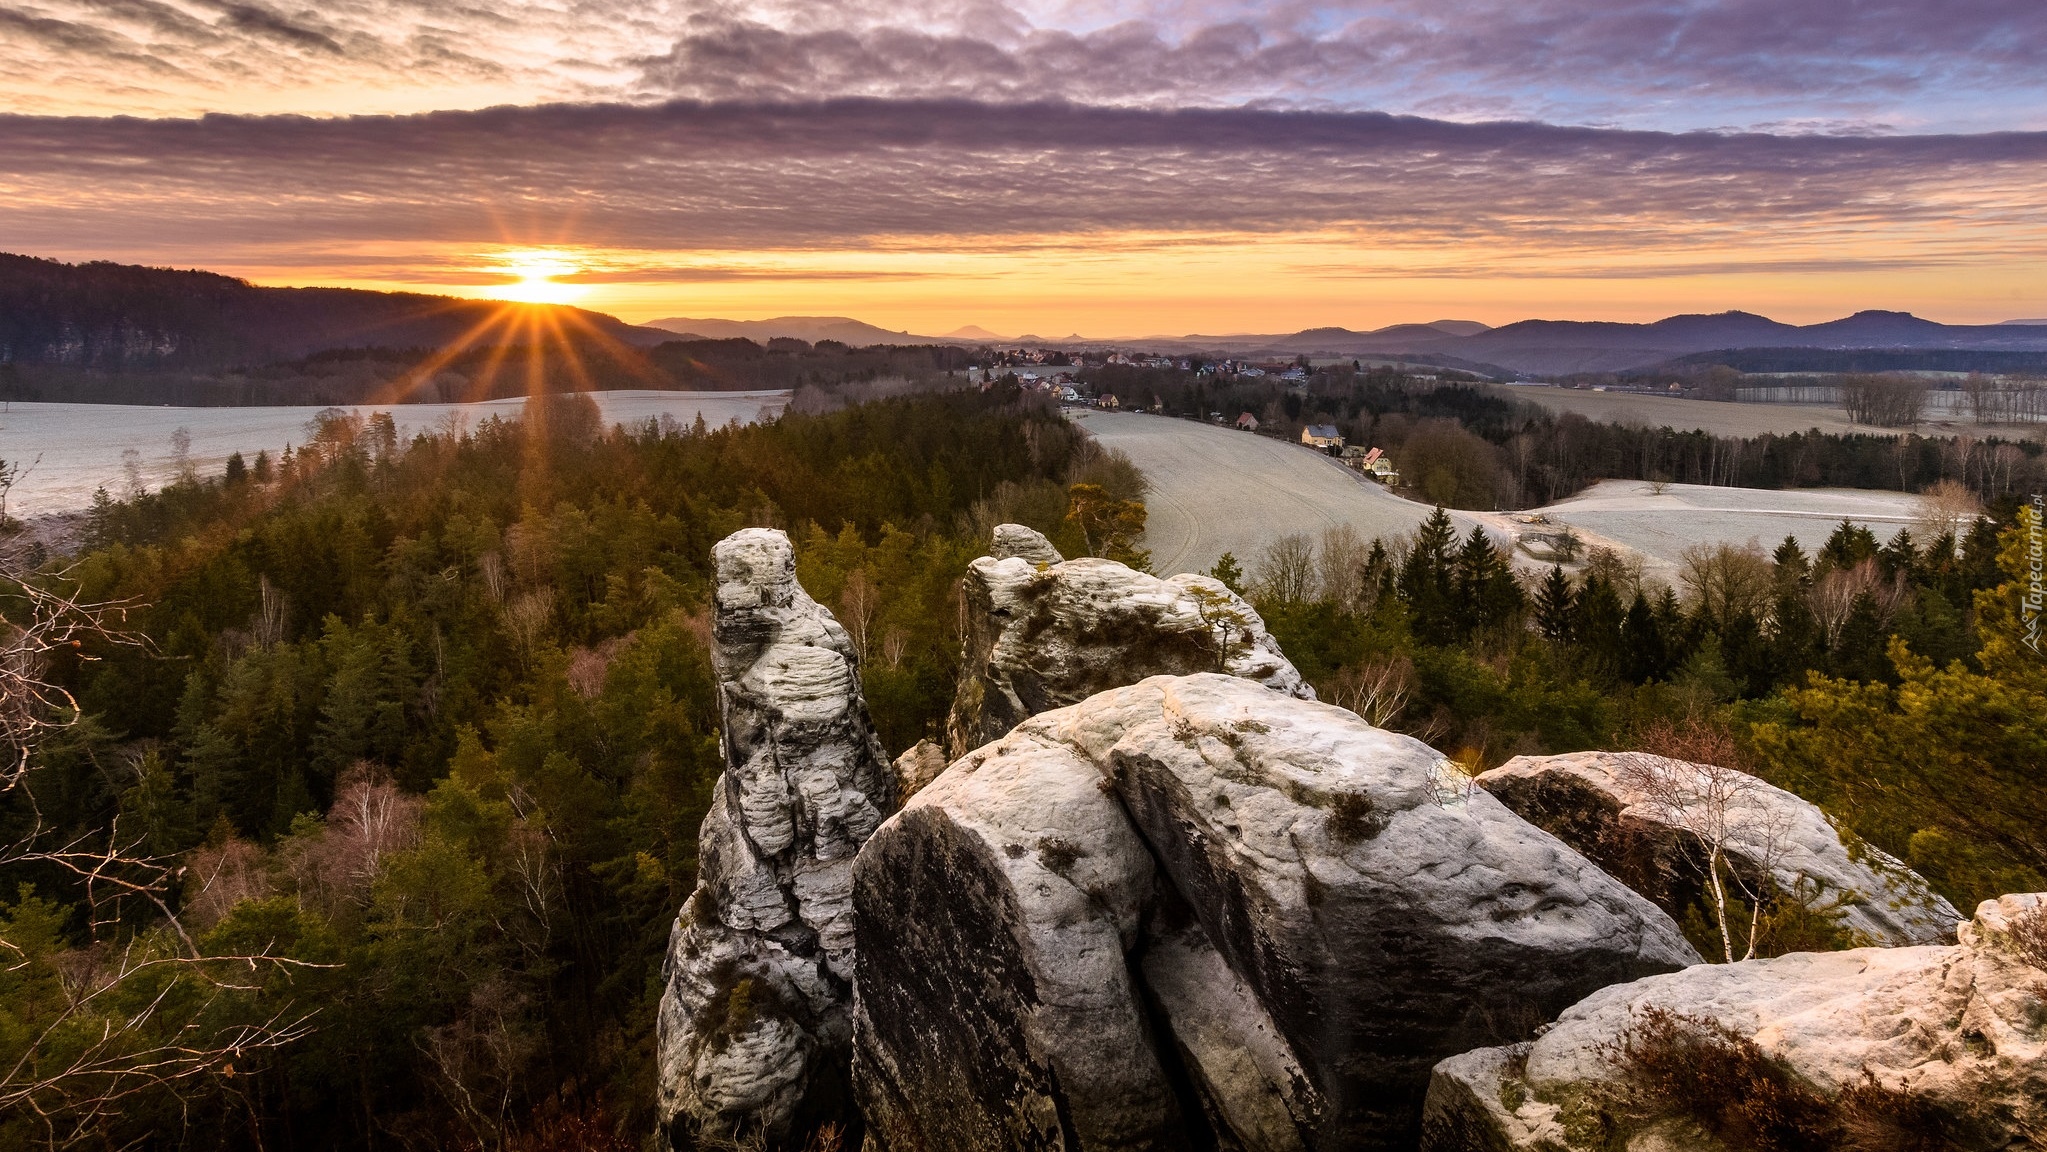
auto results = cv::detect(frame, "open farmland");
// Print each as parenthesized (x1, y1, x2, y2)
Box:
(1070, 410, 1471, 574)
(1530, 480, 1918, 580)
(1488, 385, 1890, 437)
(1079, 410, 1925, 583)
(0, 389, 789, 517)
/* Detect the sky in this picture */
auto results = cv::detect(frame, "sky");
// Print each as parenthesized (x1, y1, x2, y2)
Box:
(3, 0, 2045, 335)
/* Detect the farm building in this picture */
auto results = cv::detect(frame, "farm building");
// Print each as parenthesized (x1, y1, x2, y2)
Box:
(1301, 424, 1344, 450)
(1236, 412, 1260, 431)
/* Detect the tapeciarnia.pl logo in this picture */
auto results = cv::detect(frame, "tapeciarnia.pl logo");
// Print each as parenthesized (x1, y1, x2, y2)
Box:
(2026, 494, 2045, 655)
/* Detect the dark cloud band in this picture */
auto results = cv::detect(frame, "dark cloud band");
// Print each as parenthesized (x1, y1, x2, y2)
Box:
(2, 100, 2044, 258)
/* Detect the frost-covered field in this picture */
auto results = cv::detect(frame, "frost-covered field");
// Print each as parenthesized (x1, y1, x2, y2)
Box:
(1071, 410, 1476, 574)
(1490, 385, 1883, 437)
(1076, 410, 1921, 580)
(1535, 480, 1917, 564)
(0, 390, 789, 517)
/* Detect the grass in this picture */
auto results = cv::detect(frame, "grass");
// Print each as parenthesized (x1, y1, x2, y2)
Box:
(1582, 1006, 1976, 1151)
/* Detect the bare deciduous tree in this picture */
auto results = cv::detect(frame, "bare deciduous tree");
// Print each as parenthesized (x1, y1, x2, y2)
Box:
(1807, 560, 1908, 646)
(1678, 542, 1775, 625)
(1913, 479, 1983, 552)
(1617, 722, 1795, 964)
(839, 568, 878, 661)
(1331, 655, 1416, 729)
(1316, 525, 1370, 613)
(2, 564, 326, 1145)
(1254, 533, 1317, 606)
(1839, 373, 1929, 427)
(501, 587, 556, 660)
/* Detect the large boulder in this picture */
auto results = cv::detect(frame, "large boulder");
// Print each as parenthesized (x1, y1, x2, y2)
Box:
(991, 522, 1065, 565)
(945, 527, 1312, 758)
(854, 675, 1700, 1151)
(1476, 751, 1960, 949)
(657, 529, 897, 1144)
(1421, 892, 2047, 1151)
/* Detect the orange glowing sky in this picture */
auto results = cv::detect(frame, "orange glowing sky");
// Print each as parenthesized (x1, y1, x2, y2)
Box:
(4, 1, 2046, 334)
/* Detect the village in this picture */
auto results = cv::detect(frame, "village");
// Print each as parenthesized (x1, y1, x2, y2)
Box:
(975, 347, 1408, 488)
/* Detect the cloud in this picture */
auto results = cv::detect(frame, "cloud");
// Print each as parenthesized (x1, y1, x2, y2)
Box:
(2, 100, 2043, 266)
(1, 0, 2044, 132)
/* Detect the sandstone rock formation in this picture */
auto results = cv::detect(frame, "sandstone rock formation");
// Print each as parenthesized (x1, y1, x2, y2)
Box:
(945, 526, 1312, 757)
(854, 674, 1701, 1151)
(1477, 751, 1960, 948)
(1422, 892, 2047, 1151)
(657, 529, 897, 1144)
(990, 522, 1064, 565)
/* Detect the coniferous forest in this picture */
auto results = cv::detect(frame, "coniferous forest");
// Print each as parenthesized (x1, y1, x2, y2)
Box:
(0, 386, 1135, 1149)
(1, 385, 2042, 1149)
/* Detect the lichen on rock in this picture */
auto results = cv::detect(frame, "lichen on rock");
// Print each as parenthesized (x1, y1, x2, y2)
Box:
(855, 674, 1699, 1151)
(656, 528, 897, 1145)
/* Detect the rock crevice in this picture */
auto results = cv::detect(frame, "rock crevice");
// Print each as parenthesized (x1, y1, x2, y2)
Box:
(855, 674, 1701, 1151)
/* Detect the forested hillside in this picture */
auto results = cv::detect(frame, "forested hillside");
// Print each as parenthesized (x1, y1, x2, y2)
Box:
(0, 253, 667, 372)
(0, 385, 1139, 1149)
(0, 253, 987, 407)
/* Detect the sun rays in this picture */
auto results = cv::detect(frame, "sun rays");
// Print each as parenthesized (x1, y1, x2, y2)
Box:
(493, 249, 590, 306)
(363, 284, 671, 412)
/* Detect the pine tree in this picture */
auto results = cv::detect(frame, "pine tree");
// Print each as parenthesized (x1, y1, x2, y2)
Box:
(1533, 564, 1574, 643)
(1621, 594, 1668, 682)
(1570, 572, 1627, 676)
(1400, 507, 1460, 645)
(1208, 552, 1246, 595)
(1772, 535, 1810, 588)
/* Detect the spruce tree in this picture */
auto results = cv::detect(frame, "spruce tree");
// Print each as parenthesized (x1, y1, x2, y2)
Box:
(1621, 594, 1667, 682)
(1400, 507, 1460, 645)
(1772, 535, 1810, 587)
(1570, 572, 1627, 677)
(1455, 525, 1526, 636)
(1819, 520, 1879, 571)
(1533, 564, 1574, 643)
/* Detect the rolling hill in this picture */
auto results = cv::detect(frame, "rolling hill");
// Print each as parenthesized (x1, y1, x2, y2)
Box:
(643, 315, 951, 345)
(0, 253, 672, 374)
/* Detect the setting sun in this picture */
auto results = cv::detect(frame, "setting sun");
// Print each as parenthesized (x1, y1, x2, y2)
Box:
(493, 250, 588, 306)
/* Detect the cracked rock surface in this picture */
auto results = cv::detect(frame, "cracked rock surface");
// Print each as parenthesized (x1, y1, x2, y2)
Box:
(946, 526, 1312, 758)
(855, 674, 1699, 1151)
(656, 528, 896, 1143)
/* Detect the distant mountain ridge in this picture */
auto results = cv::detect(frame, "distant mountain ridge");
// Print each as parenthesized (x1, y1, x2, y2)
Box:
(0, 252, 673, 373)
(644, 315, 952, 346)
(11, 252, 2045, 382)
(1097, 309, 2047, 374)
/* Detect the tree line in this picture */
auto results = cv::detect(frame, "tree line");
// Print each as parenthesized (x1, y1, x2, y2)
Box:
(1082, 363, 2047, 509)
